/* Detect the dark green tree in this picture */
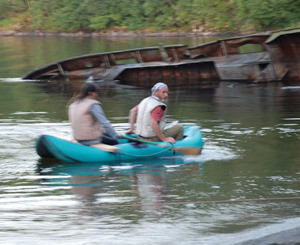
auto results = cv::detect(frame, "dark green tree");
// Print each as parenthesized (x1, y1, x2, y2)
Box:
(1, 0, 299, 32)
(233, 0, 300, 30)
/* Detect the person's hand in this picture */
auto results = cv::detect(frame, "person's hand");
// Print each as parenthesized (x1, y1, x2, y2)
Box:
(125, 129, 135, 135)
(163, 137, 176, 143)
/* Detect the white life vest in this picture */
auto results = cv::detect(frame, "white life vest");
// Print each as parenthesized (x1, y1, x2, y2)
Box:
(136, 96, 167, 137)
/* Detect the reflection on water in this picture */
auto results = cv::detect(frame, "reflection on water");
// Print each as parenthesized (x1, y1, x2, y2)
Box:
(36, 157, 204, 215)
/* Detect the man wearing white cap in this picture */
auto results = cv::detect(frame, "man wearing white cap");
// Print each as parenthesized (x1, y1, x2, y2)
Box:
(128, 82, 183, 143)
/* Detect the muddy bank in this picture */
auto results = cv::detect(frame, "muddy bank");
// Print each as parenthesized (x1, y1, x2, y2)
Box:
(239, 227, 300, 245)
(0, 29, 239, 38)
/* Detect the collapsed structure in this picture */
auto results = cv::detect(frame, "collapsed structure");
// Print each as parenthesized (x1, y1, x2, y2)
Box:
(23, 28, 300, 87)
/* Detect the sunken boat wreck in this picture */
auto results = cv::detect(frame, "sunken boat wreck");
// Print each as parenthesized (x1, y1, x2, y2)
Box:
(23, 28, 300, 87)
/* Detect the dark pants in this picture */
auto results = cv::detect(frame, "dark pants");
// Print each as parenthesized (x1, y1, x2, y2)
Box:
(78, 133, 119, 146)
(101, 133, 119, 145)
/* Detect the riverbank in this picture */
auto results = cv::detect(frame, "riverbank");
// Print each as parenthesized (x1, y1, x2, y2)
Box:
(0, 29, 240, 38)
(239, 226, 300, 245)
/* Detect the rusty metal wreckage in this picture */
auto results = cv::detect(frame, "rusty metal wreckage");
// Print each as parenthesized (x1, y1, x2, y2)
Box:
(23, 28, 300, 88)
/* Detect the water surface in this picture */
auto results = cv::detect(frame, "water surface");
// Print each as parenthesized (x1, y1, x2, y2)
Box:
(0, 36, 299, 244)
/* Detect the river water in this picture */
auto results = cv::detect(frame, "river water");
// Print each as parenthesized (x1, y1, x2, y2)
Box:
(0, 36, 299, 244)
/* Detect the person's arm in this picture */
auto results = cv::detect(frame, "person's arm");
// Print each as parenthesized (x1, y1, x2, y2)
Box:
(127, 105, 138, 133)
(151, 106, 176, 143)
(90, 104, 118, 138)
(150, 118, 176, 143)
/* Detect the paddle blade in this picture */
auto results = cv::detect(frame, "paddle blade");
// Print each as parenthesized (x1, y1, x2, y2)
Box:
(174, 147, 201, 155)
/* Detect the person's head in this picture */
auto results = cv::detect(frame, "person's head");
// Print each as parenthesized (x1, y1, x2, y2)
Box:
(151, 82, 168, 101)
(76, 82, 99, 100)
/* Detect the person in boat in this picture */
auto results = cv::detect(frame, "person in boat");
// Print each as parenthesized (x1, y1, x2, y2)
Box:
(68, 82, 119, 146)
(128, 82, 183, 143)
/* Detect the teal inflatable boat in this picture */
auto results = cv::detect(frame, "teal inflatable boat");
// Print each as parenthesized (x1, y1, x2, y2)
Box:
(35, 126, 204, 163)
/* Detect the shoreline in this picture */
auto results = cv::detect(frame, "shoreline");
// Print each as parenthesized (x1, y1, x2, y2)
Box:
(0, 30, 240, 38)
(239, 226, 300, 245)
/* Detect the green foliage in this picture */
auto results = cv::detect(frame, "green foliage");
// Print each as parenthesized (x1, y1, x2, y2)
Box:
(233, 0, 300, 31)
(143, 0, 178, 29)
(51, 0, 90, 31)
(0, 0, 299, 32)
(0, 1, 10, 19)
(0, 0, 28, 19)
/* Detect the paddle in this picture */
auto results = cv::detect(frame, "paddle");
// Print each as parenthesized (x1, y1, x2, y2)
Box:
(122, 135, 201, 156)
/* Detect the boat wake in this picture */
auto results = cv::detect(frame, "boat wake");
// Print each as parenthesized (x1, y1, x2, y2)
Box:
(0, 77, 38, 82)
(183, 142, 240, 163)
(281, 86, 300, 90)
